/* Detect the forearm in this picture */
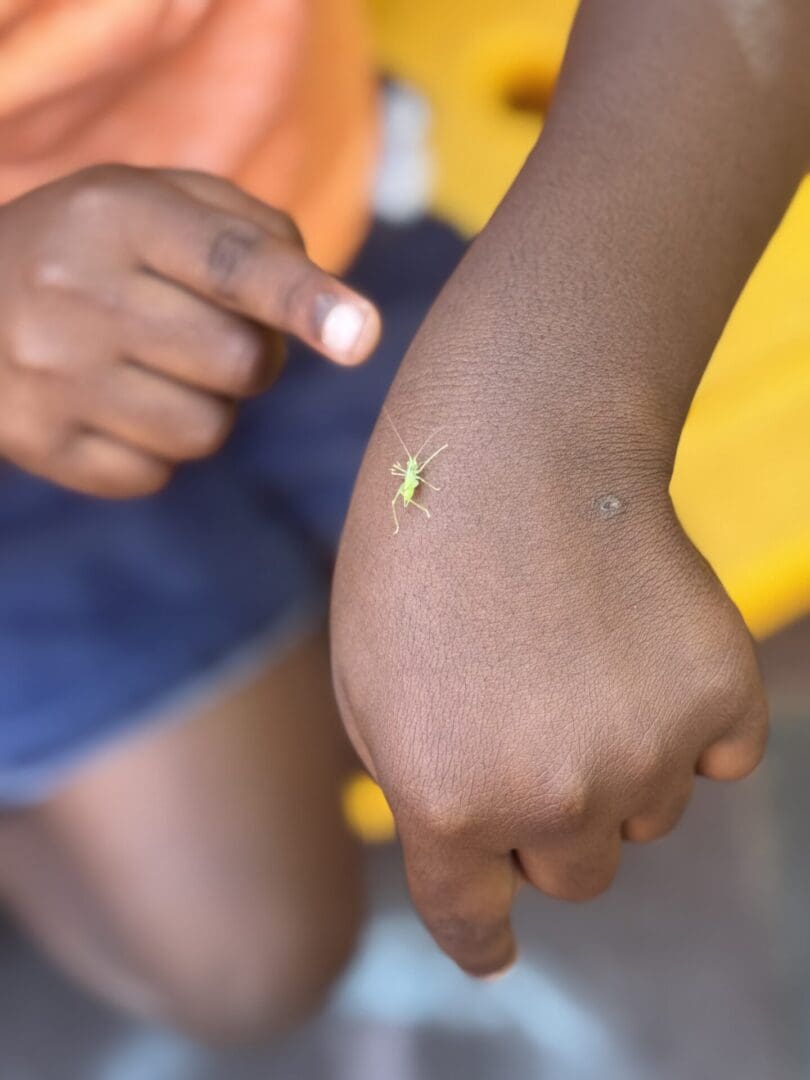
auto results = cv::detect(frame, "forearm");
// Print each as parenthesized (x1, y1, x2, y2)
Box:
(378, 0, 809, 485)
(500, 0, 809, 431)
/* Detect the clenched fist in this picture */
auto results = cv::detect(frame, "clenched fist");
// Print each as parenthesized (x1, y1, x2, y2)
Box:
(330, 220, 769, 977)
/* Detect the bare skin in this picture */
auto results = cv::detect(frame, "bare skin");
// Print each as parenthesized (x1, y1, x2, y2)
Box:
(331, 0, 810, 977)
(0, 163, 382, 1038)
(0, 165, 381, 497)
(0, 0, 807, 1025)
(0, 629, 362, 1042)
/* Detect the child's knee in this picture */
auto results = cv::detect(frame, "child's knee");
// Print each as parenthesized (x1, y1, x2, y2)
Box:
(150, 891, 363, 1044)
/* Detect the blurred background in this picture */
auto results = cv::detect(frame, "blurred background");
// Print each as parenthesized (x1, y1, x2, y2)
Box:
(1, 620, 809, 1079)
(1, 1, 809, 1077)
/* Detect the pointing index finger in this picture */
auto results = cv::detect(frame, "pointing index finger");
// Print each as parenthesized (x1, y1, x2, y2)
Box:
(130, 182, 381, 365)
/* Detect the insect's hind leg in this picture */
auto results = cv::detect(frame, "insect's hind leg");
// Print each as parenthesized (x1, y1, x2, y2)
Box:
(410, 498, 431, 518)
(392, 495, 400, 535)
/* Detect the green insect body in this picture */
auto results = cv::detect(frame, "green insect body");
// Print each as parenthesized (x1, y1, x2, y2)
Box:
(386, 410, 448, 535)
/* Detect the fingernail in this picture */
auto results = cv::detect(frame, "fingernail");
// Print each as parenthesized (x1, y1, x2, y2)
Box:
(318, 298, 368, 360)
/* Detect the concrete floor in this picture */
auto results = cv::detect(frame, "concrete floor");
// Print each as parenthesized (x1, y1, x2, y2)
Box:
(0, 622, 807, 1080)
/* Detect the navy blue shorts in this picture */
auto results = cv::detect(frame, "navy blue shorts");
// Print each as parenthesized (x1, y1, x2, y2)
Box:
(0, 220, 464, 804)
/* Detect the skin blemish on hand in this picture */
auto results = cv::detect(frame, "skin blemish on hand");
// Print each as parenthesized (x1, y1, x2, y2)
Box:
(594, 494, 625, 519)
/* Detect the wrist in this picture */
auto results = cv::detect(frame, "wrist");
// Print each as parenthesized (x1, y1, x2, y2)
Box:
(393, 241, 687, 496)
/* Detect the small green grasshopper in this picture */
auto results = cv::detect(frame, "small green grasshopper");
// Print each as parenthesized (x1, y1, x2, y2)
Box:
(385, 409, 448, 535)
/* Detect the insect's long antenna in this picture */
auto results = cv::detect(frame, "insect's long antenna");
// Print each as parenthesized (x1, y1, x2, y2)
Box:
(413, 429, 439, 460)
(383, 406, 411, 458)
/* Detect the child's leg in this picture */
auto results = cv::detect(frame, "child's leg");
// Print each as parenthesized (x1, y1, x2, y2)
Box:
(0, 627, 360, 1043)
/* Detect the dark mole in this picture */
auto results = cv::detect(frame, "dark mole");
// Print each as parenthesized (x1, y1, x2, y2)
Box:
(594, 494, 625, 519)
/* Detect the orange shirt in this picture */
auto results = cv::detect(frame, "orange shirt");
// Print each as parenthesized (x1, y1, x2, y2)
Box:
(0, 0, 378, 270)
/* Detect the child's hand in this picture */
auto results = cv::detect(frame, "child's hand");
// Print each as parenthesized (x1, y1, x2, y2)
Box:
(0, 166, 380, 496)
(332, 0, 806, 979)
(331, 296, 769, 978)
(331, 188, 772, 977)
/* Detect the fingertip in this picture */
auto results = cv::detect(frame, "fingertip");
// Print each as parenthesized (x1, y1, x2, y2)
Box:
(697, 740, 765, 781)
(478, 948, 518, 983)
(317, 294, 381, 365)
(452, 926, 517, 980)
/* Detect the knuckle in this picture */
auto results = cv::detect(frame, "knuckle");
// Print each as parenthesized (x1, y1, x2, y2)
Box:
(125, 459, 172, 496)
(175, 400, 235, 459)
(29, 420, 65, 459)
(78, 163, 134, 185)
(703, 748, 753, 783)
(8, 320, 55, 373)
(702, 675, 762, 741)
(538, 771, 592, 833)
(718, 672, 753, 716)
(267, 208, 303, 246)
(25, 252, 75, 293)
(24, 253, 124, 314)
(747, 690, 770, 734)
(205, 221, 264, 299)
(560, 867, 616, 902)
(93, 459, 172, 499)
(738, 729, 769, 774)
(0, 376, 62, 459)
(8, 413, 66, 462)
(66, 164, 134, 218)
(622, 817, 653, 844)
(706, 644, 762, 708)
(624, 814, 672, 844)
(700, 723, 767, 780)
(535, 845, 621, 902)
(627, 739, 668, 785)
(731, 703, 770, 771)
(218, 327, 266, 395)
(409, 793, 479, 842)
